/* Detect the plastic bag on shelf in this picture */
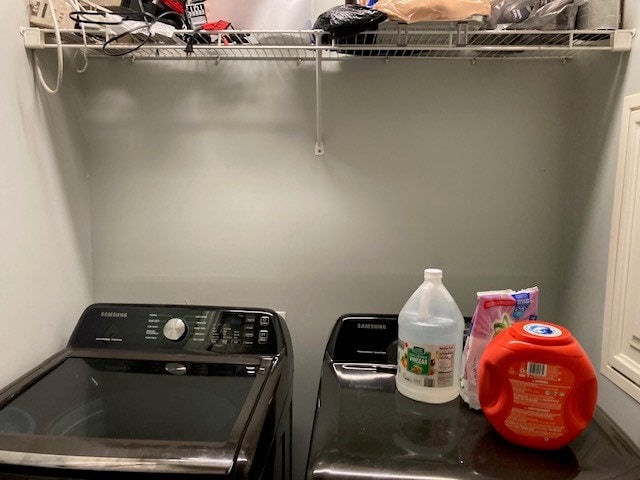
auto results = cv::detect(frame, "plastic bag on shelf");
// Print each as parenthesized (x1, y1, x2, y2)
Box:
(373, 0, 490, 24)
(487, 0, 537, 25)
(510, 0, 581, 30)
(485, 0, 583, 30)
(313, 5, 387, 39)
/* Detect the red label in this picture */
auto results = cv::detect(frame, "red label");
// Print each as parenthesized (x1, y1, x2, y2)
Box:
(505, 361, 574, 441)
(484, 299, 517, 309)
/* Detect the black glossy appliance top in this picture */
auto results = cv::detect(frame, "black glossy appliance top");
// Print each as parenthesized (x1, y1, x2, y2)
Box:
(0, 357, 255, 443)
(0, 303, 292, 477)
(306, 314, 640, 480)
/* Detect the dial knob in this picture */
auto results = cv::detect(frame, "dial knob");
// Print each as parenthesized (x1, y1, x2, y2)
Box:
(163, 318, 187, 342)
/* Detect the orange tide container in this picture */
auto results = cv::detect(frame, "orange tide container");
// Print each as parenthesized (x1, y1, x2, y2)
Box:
(478, 321, 597, 450)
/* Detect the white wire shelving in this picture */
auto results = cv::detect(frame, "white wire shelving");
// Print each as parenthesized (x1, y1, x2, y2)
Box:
(24, 25, 634, 61)
(23, 24, 635, 154)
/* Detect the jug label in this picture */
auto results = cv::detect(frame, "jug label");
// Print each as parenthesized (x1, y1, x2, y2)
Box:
(398, 339, 455, 388)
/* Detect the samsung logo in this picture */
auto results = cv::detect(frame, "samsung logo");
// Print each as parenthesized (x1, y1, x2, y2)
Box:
(101, 312, 128, 318)
(357, 323, 386, 330)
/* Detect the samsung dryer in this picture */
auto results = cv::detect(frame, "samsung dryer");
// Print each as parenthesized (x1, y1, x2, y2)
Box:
(306, 314, 640, 480)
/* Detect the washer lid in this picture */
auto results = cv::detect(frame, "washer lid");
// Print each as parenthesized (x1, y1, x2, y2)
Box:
(0, 356, 265, 474)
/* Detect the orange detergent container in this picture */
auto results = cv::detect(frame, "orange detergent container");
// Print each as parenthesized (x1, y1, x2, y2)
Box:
(478, 321, 597, 450)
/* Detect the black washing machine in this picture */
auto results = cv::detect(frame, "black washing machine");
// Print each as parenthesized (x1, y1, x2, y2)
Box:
(306, 314, 640, 480)
(0, 303, 293, 479)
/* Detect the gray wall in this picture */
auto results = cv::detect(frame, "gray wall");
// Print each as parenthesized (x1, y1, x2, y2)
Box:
(6, 1, 639, 474)
(561, 2, 640, 446)
(0, 3, 92, 388)
(83, 58, 574, 476)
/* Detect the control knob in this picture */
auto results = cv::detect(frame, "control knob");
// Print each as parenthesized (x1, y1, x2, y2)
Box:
(163, 318, 187, 342)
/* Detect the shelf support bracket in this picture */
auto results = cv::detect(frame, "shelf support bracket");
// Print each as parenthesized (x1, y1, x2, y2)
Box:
(315, 33, 324, 156)
(456, 22, 469, 47)
(22, 28, 46, 49)
(612, 29, 634, 52)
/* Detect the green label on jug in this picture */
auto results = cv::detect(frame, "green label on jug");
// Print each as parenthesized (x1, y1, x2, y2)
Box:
(407, 347, 432, 375)
(398, 339, 455, 388)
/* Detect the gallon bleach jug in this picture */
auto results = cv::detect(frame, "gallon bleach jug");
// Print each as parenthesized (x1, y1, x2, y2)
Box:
(478, 321, 598, 450)
(396, 268, 465, 404)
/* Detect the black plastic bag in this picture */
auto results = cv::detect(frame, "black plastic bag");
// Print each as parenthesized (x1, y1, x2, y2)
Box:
(313, 5, 387, 39)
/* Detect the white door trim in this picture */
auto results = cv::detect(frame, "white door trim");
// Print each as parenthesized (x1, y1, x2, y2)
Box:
(602, 93, 640, 402)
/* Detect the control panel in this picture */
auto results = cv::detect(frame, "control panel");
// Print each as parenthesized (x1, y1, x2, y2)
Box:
(69, 304, 281, 355)
(209, 311, 273, 352)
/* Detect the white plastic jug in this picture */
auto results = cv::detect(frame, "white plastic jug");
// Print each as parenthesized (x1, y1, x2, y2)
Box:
(396, 268, 465, 404)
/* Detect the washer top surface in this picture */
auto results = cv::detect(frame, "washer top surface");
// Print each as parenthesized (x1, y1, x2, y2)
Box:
(0, 303, 292, 476)
(306, 314, 640, 480)
(0, 357, 256, 443)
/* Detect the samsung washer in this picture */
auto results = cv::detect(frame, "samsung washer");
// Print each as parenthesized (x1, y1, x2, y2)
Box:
(0, 303, 293, 479)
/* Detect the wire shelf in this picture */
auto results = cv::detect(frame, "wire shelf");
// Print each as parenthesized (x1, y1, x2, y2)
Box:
(326, 27, 630, 60)
(22, 24, 634, 156)
(32, 29, 321, 62)
(26, 25, 633, 62)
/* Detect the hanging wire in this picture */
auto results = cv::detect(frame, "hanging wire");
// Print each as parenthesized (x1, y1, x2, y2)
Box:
(34, 0, 64, 94)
